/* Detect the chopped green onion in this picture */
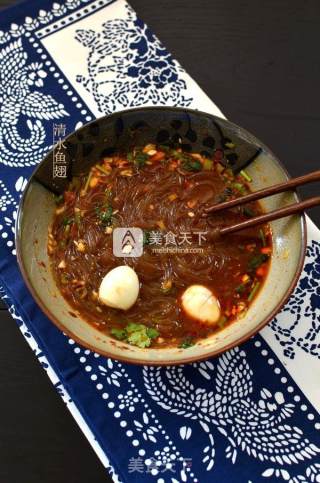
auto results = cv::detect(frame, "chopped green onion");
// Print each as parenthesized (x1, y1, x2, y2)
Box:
(235, 284, 246, 295)
(248, 282, 261, 302)
(96, 164, 111, 175)
(259, 229, 266, 247)
(248, 253, 269, 271)
(240, 170, 252, 182)
(224, 141, 236, 149)
(83, 172, 92, 194)
(232, 182, 247, 195)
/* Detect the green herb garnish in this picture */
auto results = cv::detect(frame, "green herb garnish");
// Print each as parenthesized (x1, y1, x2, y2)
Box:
(235, 284, 246, 295)
(248, 282, 261, 302)
(54, 194, 64, 205)
(179, 336, 195, 349)
(128, 151, 149, 168)
(240, 169, 252, 182)
(146, 327, 160, 339)
(243, 207, 255, 218)
(95, 204, 113, 225)
(170, 150, 202, 171)
(135, 152, 149, 168)
(111, 322, 159, 348)
(259, 228, 266, 247)
(248, 253, 269, 271)
(62, 217, 73, 226)
(232, 182, 247, 195)
(182, 159, 202, 172)
(111, 328, 126, 340)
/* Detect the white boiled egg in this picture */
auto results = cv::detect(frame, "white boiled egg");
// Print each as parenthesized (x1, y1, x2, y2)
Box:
(181, 285, 221, 324)
(99, 265, 139, 311)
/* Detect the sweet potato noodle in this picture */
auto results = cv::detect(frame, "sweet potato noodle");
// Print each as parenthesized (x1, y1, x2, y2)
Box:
(48, 145, 272, 349)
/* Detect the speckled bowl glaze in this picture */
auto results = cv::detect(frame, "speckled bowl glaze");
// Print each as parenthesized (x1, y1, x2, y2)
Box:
(15, 107, 306, 365)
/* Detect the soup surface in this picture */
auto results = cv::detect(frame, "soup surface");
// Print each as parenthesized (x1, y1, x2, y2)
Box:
(48, 144, 271, 349)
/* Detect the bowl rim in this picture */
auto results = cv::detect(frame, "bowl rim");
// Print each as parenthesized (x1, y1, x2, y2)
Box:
(15, 106, 307, 365)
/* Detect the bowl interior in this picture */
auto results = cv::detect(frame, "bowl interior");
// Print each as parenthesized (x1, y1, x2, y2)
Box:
(16, 108, 305, 364)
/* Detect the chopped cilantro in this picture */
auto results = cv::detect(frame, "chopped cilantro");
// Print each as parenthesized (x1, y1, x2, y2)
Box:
(111, 328, 126, 340)
(182, 158, 202, 172)
(95, 204, 113, 225)
(146, 327, 159, 339)
(128, 151, 149, 168)
(111, 323, 159, 348)
(179, 337, 195, 349)
(134, 152, 149, 167)
(62, 217, 73, 226)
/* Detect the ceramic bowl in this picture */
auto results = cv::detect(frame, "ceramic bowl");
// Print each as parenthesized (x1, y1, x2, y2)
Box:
(15, 107, 306, 365)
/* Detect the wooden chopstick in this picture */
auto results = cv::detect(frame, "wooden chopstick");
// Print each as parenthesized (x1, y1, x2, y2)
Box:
(204, 169, 320, 214)
(219, 196, 320, 236)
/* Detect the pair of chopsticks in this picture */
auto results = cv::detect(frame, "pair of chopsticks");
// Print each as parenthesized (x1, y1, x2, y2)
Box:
(204, 170, 320, 235)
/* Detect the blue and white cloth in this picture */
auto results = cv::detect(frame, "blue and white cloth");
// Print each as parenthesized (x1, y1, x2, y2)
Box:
(0, 1, 319, 482)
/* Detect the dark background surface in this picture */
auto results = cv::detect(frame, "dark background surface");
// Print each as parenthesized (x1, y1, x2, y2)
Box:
(0, 0, 319, 482)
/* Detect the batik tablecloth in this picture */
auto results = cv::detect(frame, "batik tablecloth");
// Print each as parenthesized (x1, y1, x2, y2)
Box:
(0, 1, 319, 482)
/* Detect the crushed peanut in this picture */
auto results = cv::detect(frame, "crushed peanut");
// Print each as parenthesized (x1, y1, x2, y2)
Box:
(120, 169, 133, 177)
(55, 205, 65, 215)
(156, 220, 166, 230)
(74, 240, 86, 252)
